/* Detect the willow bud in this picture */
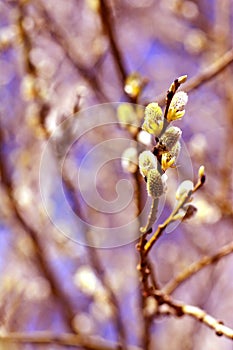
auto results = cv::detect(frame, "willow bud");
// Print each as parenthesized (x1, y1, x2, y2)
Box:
(121, 147, 138, 173)
(159, 126, 182, 152)
(138, 151, 157, 178)
(142, 102, 164, 136)
(147, 169, 165, 198)
(176, 180, 194, 200)
(161, 141, 181, 171)
(167, 91, 188, 122)
(178, 75, 187, 84)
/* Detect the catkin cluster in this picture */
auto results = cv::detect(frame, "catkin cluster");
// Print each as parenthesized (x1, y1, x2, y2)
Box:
(139, 83, 188, 199)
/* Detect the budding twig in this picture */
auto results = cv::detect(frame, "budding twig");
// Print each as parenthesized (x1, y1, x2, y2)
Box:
(152, 290, 233, 340)
(144, 170, 205, 255)
(0, 331, 142, 350)
(140, 198, 159, 234)
(163, 241, 233, 295)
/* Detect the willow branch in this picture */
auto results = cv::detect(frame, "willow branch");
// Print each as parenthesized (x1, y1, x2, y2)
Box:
(0, 331, 142, 350)
(153, 291, 233, 341)
(0, 128, 77, 334)
(34, 0, 108, 102)
(46, 140, 127, 348)
(182, 304, 233, 339)
(155, 47, 233, 105)
(163, 241, 233, 295)
(99, 0, 128, 84)
(184, 48, 233, 92)
(144, 173, 205, 255)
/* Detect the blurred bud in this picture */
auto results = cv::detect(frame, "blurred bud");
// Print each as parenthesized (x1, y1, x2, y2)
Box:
(137, 130, 152, 146)
(74, 266, 98, 296)
(138, 150, 157, 178)
(147, 169, 166, 198)
(142, 102, 164, 136)
(184, 29, 206, 54)
(121, 147, 138, 173)
(161, 141, 181, 171)
(124, 72, 147, 99)
(0, 25, 18, 50)
(86, 0, 100, 12)
(144, 296, 158, 317)
(117, 103, 137, 127)
(167, 91, 188, 122)
(20, 74, 37, 101)
(176, 180, 194, 200)
(159, 126, 182, 152)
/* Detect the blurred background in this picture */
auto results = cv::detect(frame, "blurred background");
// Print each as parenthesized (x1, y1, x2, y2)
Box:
(0, 0, 233, 349)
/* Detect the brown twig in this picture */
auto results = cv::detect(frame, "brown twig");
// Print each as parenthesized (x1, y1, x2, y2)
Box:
(163, 241, 233, 295)
(38, 111, 128, 347)
(153, 290, 233, 340)
(0, 331, 142, 350)
(154, 47, 233, 106)
(34, 0, 108, 102)
(144, 172, 205, 255)
(0, 128, 77, 334)
(17, 3, 128, 346)
(99, 0, 128, 85)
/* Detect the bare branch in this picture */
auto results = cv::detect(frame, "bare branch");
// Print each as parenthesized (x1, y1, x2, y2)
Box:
(182, 304, 233, 339)
(144, 171, 205, 255)
(155, 48, 233, 105)
(0, 331, 142, 350)
(34, 0, 108, 102)
(99, 0, 128, 84)
(0, 127, 77, 334)
(163, 241, 233, 295)
(153, 291, 233, 340)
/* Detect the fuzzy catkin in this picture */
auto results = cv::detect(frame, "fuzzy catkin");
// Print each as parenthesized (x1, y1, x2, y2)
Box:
(147, 169, 164, 198)
(159, 126, 182, 152)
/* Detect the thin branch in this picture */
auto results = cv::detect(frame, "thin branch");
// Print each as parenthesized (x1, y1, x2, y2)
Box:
(0, 331, 142, 350)
(17, 3, 127, 345)
(184, 47, 233, 92)
(153, 291, 233, 340)
(34, 0, 108, 102)
(163, 241, 233, 295)
(43, 127, 128, 347)
(0, 128, 77, 334)
(144, 172, 205, 255)
(155, 47, 233, 105)
(99, 0, 128, 84)
(182, 304, 233, 339)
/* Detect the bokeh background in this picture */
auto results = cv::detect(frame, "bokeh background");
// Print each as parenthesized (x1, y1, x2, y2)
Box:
(0, 0, 233, 349)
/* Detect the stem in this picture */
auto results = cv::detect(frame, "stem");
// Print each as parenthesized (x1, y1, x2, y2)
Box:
(140, 198, 159, 234)
(163, 241, 233, 295)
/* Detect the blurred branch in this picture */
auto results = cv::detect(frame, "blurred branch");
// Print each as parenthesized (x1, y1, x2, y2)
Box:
(144, 171, 205, 255)
(99, 0, 128, 85)
(34, 0, 108, 102)
(0, 127, 77, 334)
(58, 172, 127, 349)
(182, 305, 233, 339)
(16, 3, 127, 346)
(153, 290, 233, 340)
(184, 47, 233, 92)
(163, 241, 233, 295)
(38, 113, 128, 346)
(0, 331, 142, 350)
(155, 47, 233, 105)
